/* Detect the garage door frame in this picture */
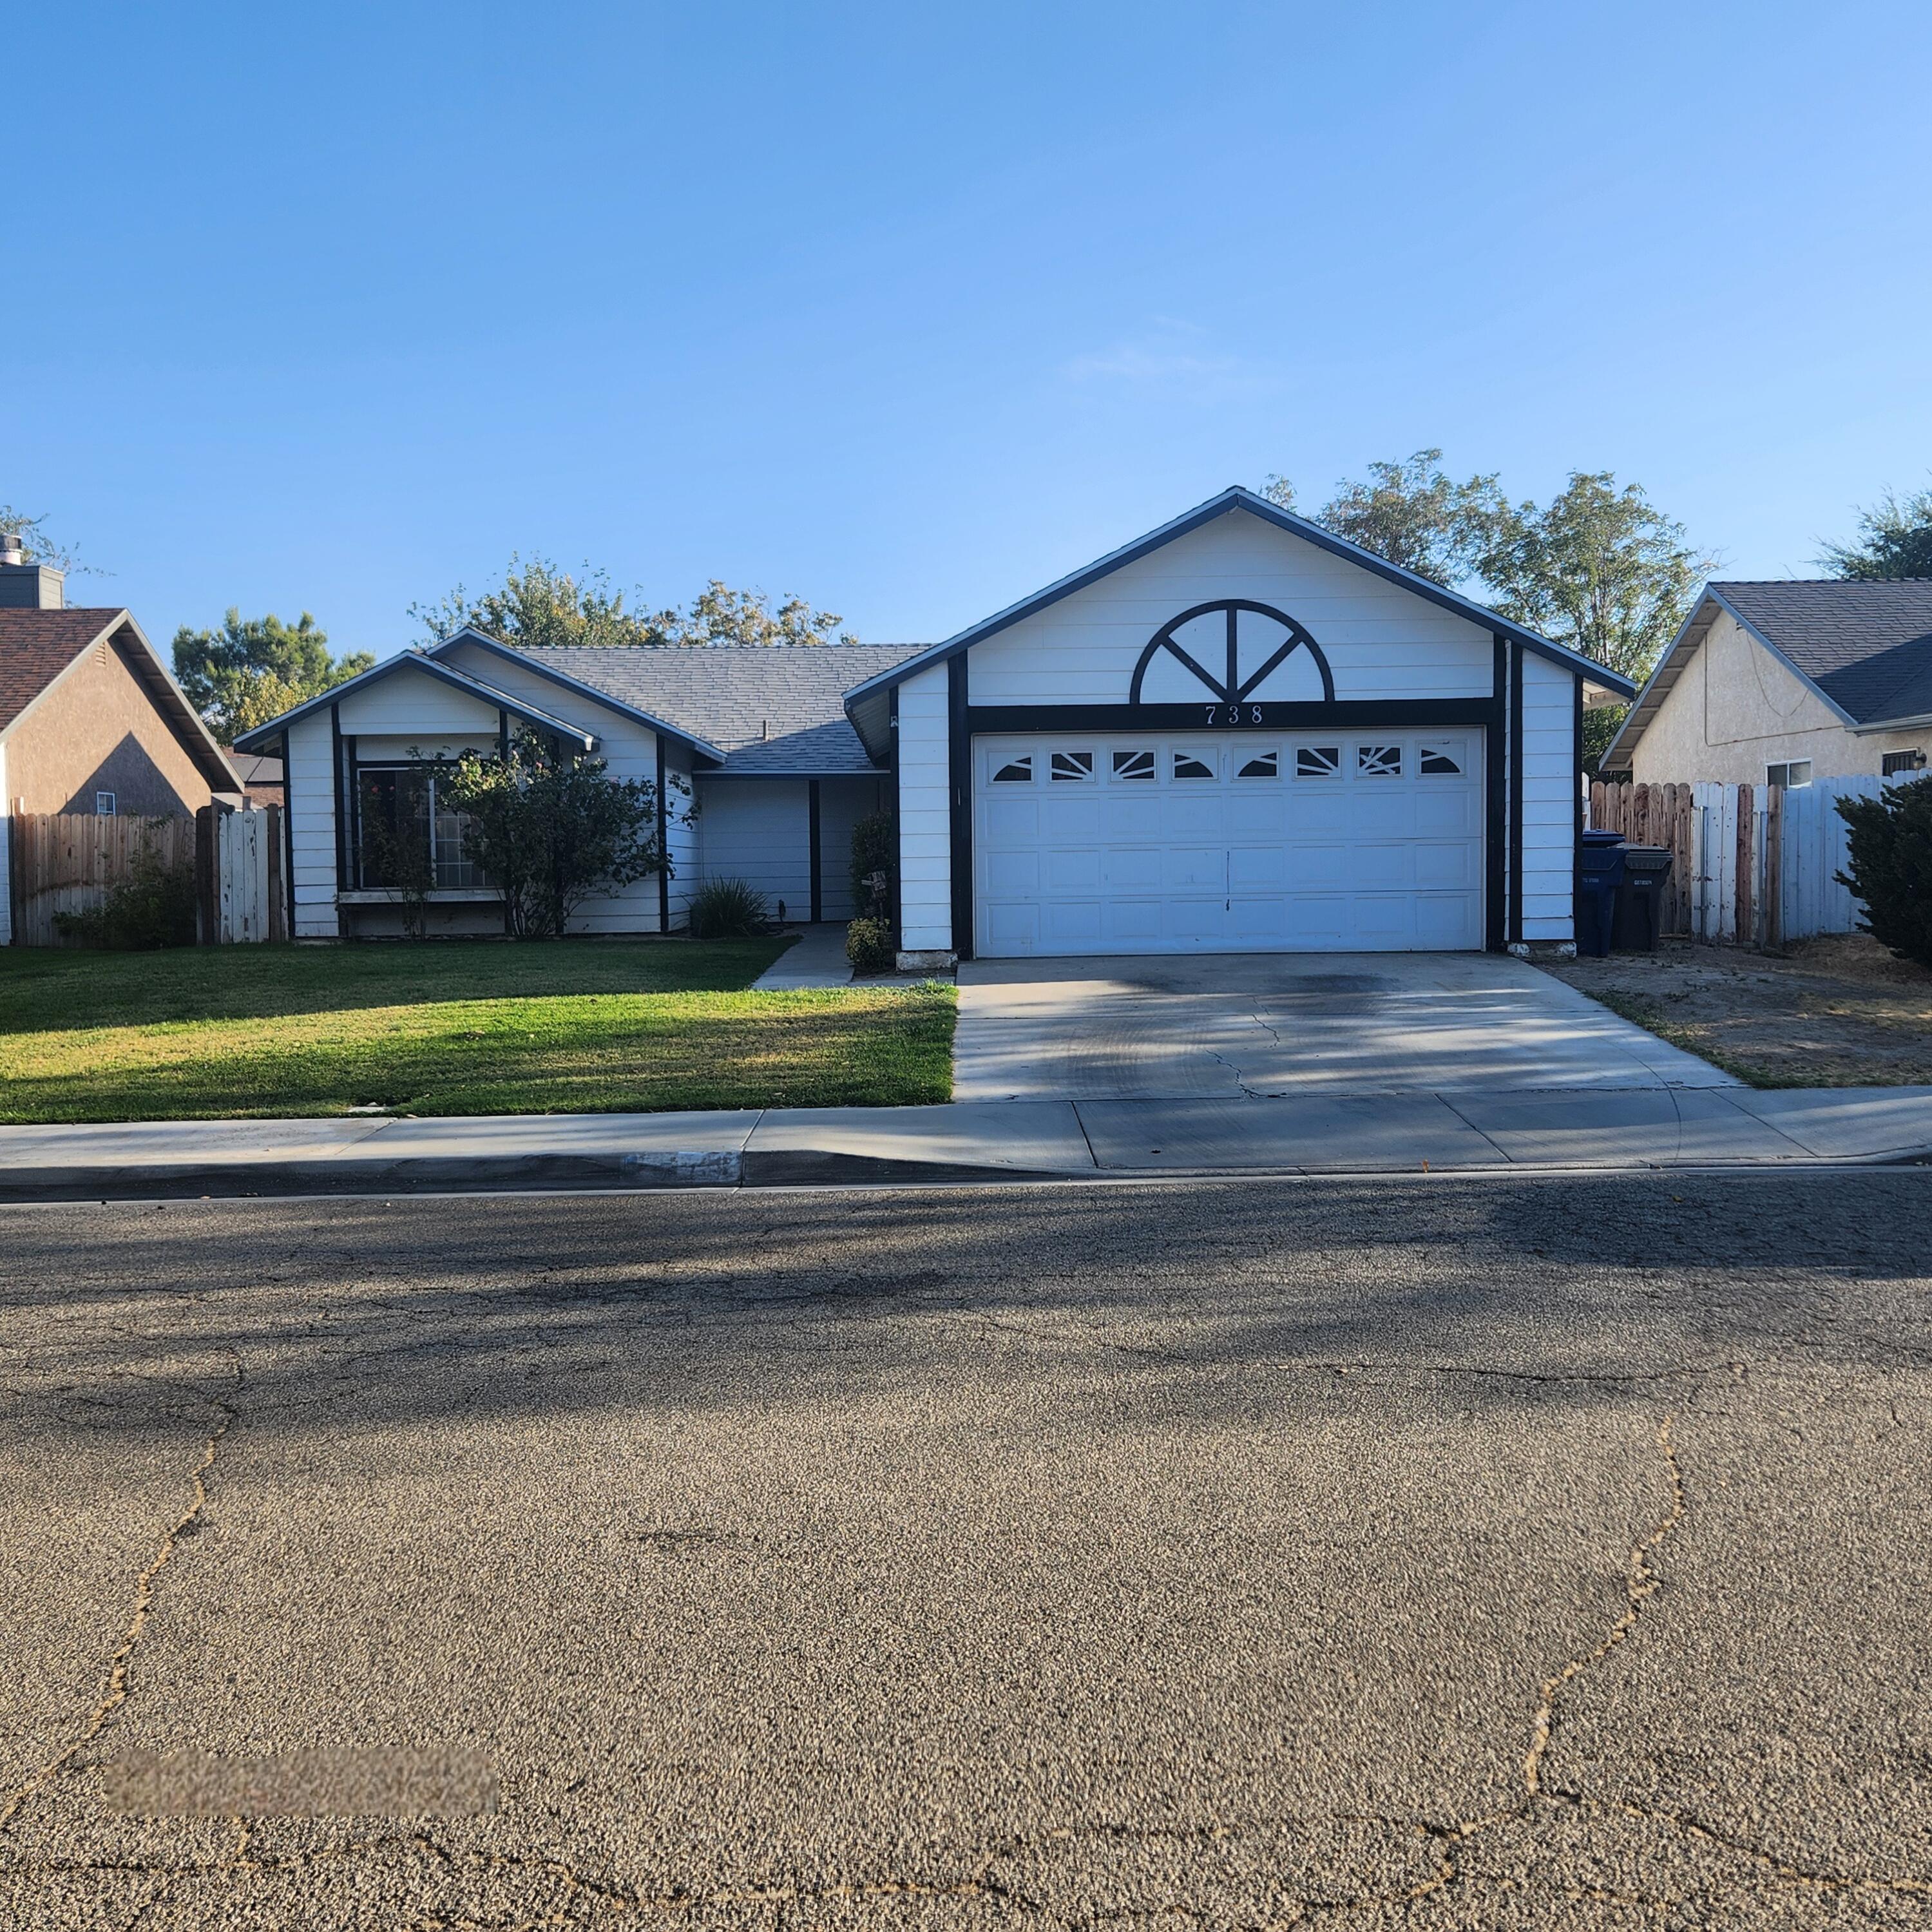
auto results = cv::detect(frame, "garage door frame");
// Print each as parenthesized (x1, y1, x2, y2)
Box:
(948, 665, 1507, 961)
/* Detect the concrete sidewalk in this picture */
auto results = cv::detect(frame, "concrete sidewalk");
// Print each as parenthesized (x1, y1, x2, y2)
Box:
(2, 1086, 1929, 1199)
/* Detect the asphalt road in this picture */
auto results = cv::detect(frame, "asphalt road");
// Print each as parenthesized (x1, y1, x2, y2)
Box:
(3, 1172, 1930, 1929)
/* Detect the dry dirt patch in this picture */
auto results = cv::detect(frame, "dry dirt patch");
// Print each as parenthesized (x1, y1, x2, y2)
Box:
(1544, 932, 1932, 1087)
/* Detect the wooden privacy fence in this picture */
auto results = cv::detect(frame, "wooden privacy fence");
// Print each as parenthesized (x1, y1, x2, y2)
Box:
(5, 807, 285, 946)
(1588, 774, 1895, 949)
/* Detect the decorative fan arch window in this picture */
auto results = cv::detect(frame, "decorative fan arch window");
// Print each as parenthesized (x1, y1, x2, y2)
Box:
(1129, 600, 1335, 711)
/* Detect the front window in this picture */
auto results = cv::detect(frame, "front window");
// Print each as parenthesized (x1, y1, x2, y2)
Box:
(1765, 761, 1813, 789)
(356, 767, 487, 890)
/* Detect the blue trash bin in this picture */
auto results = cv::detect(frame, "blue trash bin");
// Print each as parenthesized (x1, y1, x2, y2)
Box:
(1576, 830, 1626, 957)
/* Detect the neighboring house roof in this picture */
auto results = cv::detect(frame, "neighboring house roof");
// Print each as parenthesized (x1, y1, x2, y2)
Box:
(226, 751, 284, 787)
(0, 606, 242, 793)
(493, 642, 924, 774)
(1604, 579, 1932, 768)
(231, 649, 606, 755)
(839, 486, 1641, 717)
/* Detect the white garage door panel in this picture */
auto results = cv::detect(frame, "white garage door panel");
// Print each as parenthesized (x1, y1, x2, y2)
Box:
(973, 731, 1484, 956)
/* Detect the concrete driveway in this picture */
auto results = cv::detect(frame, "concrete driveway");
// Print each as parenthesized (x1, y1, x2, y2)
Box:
(955, 951, 1734, 1100)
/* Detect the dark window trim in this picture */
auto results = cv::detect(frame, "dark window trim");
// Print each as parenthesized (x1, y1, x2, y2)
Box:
(888, 685, 901, 953)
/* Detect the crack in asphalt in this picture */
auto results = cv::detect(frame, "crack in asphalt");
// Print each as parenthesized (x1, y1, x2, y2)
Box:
(1522, 1415, 1686, 1799)
(0, 1379, 237, 1839)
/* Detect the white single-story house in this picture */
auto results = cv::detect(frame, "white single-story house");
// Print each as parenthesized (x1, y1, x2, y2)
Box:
(236, 487, 1634, 961)
(1603, 580, 1932, 788)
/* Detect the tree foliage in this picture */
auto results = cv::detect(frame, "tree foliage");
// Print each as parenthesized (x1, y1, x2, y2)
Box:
(412, 554, 854, 649)
(1837, 775, 1932, 969)
(1817, 484, 1932, 580)
(1263, 454, 1710, 689)
(437, 731, 687, 939)
(171, 609, 374, 741)
(1263, 451, 1501, 587)
(0, 504, 85, 574)
(1479, 473, 1708, 686)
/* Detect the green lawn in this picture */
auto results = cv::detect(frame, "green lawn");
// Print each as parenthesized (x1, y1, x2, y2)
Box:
(0, 941, 956, 1122)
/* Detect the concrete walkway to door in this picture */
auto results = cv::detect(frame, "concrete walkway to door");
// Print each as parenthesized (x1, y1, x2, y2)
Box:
(953, 952, 1734, 1101)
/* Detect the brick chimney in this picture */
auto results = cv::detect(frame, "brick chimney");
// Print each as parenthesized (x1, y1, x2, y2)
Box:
(0, 530, 65, 609)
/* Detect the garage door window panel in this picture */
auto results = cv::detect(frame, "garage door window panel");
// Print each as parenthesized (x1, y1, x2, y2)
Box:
(1237, 750, 1280, 779)
(1173, 751, 1216, 780)
(1357, 745, 1404, 778)
(991, 754, 1035, 783)
(1295, 746, 1341, 779)
(1111, 749, 1156, 781)
(1051, 750, 1095, 781)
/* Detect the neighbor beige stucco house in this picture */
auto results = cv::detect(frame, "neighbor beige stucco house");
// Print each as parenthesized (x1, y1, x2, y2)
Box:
(1605, 581, 1932, 786)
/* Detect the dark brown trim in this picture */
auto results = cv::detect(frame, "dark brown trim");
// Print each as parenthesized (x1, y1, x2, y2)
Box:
(887, 685, 901, 953)
(1507, 640, 1524, 946)
(808, 778, 823, 923)
(1486, 637, 1507, 952)
(965, 699, 1497, 736)
(330, 704, 347, 894)
(949, 656, 973, 960)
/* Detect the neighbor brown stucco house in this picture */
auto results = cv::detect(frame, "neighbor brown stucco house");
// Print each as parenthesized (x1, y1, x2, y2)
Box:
(0, 540, 242, 940)
(1604, 580, 1932, 787)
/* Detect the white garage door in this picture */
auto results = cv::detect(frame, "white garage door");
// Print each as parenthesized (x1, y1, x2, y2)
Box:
(973, 731, 1484, 957)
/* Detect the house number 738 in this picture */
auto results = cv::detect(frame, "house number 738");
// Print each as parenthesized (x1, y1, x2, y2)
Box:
(1205, 705, 1265, 725)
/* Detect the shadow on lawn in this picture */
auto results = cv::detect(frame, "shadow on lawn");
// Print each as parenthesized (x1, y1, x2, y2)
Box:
(3, 1170, 1928, 1442)
(0, 936, 792, 1033)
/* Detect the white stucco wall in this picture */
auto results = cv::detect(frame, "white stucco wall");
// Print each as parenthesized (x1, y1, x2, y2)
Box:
(1631, 610, 1929, 783)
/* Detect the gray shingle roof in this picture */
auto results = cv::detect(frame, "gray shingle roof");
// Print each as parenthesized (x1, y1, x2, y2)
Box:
(515, 643, 925, 773)
(1716, 580, 1932, 724)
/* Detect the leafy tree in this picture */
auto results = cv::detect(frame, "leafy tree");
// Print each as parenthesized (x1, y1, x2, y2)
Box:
(0, 504, 84, 573)
(1264, 457, 1708, 692)
(1817, 484, 1932, 580)
(172, 609, 374, 742)
(437, 732, 689, 939)
(412, 553, 854, 649)
(1263, 450, 1502, 587)
(1477, 472, 1708, 687)
(409, 555, 660, 649)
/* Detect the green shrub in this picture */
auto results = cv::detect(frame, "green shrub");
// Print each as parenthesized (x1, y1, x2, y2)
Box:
(850, 810, 895, 920)
(1837, 775, 1932, 969)
(689, 877, 770, 940)
(846, 916, 895, 975)
(54, 839, 198, 950)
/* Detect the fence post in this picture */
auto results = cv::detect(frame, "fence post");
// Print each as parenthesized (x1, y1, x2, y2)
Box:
(195, 807, 218, 944)
(1735, 781, 1754, 947)
(1764, 784, 1783, 950)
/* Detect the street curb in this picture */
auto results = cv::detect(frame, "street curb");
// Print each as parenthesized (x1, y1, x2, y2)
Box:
(0, 1148, 1087, 1203)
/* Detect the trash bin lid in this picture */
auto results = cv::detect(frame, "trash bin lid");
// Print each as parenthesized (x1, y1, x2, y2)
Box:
(1620, 845, 1673, 872)
(1582, 829, 1625, 848)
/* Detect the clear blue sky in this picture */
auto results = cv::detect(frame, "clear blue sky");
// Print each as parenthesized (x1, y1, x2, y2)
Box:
(9, 1, 1930, 661)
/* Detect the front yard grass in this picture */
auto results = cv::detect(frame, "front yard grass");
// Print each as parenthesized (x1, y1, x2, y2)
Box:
(0, 940, 957, 1122)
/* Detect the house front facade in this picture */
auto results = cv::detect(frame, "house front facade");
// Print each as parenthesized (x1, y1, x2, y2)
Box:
(239, 488, 1633, 959)
(1605, 580, 1932, 789)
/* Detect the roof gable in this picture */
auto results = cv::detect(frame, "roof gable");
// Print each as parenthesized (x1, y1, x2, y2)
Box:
(231, 648, 603, 754)
(1604, 578, 1932, 767)
(443, 636, 923, 774)
(0, 606, 241, 792)
(841, 487, 1638, 709)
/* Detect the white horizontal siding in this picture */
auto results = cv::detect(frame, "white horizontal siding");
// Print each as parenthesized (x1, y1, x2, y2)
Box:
(286, 711, 339, 938)
(817, 775, 886, 920)
(438, 640, 665, 933)
(1520, 653, 1577, 942)
(966, 508, 1495, 706)
(696, 778, 812, 921)
(663, 747, 698, 928)
(897, 665, 952, 952)
(336, 665, 502, 736)
(0, 744, 10, 944)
